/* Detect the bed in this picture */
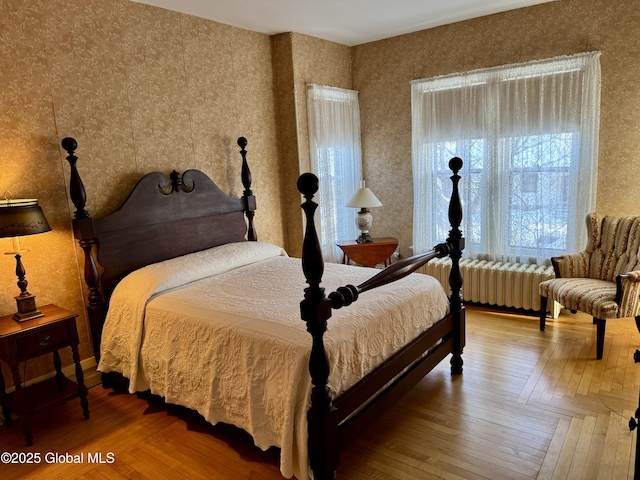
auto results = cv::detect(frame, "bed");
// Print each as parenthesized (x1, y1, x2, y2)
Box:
(61, 136, 465, 480)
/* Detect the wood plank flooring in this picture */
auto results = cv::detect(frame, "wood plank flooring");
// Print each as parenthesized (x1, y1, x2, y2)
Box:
(1, 304, 638, 479)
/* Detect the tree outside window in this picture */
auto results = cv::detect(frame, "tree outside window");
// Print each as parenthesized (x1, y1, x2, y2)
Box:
(411, 52, 601, 265)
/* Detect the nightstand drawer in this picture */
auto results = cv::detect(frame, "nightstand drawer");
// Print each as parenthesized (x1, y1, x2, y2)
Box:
(16, 323, 70, 359)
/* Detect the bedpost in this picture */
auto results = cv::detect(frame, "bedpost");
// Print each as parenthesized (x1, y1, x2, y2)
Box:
(297, 173, 339, 480)
(447, 157, 465, 375)
(62, 137, 106, 363)
(237, 137, 257, 241)
(63, 137, 88, 220)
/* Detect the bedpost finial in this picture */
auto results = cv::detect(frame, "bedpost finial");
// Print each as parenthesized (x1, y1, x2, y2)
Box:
(61, 137, 78, 154)
(449, 157, 463, 173)
(238, 136, 256, 240)
(62, 137, 89, 219)
(297, 173, 319, 199)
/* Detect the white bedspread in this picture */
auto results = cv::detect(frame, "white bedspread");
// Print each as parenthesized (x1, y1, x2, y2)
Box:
(98, 241, 449, 480)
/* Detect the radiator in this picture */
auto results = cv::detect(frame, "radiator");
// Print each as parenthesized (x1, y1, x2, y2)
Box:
(420, 258, 561, 318)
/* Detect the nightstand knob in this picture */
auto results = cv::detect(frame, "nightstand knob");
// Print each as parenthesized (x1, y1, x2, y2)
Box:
(38, 336, 51, 346)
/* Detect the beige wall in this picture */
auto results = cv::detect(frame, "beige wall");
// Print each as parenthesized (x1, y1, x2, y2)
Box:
(273, 33, 352, 257)
(354, 0, 640, 257)
(0, 0, 284, 379)
(3, 0, 637, 379)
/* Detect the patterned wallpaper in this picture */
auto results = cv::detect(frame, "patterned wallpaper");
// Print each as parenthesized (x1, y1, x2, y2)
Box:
(354, 0, 640, 258)
(272, 33, 352, 257)
(0, 0, 283, 379)
(2, 0, 637, 380)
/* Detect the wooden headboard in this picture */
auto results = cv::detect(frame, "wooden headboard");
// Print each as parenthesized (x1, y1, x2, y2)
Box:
(62, 137, 257, 360)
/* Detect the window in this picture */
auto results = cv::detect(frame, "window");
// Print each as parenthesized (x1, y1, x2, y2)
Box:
(411, 52, 601, 264)
(307, 84, 363, 263)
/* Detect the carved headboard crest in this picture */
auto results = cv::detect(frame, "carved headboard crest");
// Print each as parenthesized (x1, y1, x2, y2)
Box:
(164, 170, 195, 195)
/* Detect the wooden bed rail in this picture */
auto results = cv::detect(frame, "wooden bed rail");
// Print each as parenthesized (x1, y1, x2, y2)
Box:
(327, 243, 451, 309)
(297, 157, 464, 480)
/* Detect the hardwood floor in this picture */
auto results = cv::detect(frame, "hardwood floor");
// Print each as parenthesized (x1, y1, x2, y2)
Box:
(1, 304, 638, 479)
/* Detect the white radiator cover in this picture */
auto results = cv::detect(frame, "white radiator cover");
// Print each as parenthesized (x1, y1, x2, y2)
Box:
(419, 258, 561, 318)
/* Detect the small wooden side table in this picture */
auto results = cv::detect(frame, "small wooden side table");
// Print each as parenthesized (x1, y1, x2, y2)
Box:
(337, 237, 399, 267)
(0, 304, 89, 445)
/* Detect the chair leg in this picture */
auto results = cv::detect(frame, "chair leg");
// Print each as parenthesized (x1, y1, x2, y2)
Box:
(539, 296, 548, 331)
(636, 316, 640, 335)
(594, 318, 606, 360)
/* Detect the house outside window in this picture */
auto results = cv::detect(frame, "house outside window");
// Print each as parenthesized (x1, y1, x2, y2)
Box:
(411, 52, 601, 265)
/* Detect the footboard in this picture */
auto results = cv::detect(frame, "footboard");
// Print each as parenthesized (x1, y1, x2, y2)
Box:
(298, 157, 465, 480)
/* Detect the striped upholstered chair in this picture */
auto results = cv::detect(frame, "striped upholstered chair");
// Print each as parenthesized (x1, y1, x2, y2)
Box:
(539, 213, 640, 359)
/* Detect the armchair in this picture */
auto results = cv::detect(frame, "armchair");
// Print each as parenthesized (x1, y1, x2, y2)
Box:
(539, 213, 640, 359)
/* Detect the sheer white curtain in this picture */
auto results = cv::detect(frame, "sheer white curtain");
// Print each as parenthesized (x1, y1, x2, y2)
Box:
(307, 84, 362, 263)
(412, 52, 601, 264)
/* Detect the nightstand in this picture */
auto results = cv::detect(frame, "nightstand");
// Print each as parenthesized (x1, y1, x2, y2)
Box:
(0, 304, 89, 445)
(337, 237, 399, 267)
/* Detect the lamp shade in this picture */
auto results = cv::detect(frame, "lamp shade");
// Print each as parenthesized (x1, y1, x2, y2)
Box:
(0, 199, 51, 238)
(345, 181, 382, 208)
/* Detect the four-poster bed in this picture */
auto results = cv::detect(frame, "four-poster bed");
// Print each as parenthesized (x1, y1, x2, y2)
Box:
(62, 136, 465, 480)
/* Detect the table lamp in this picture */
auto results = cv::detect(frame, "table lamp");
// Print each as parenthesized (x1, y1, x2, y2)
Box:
(0, 195, 51, 322)
(345, 181, 382, 243)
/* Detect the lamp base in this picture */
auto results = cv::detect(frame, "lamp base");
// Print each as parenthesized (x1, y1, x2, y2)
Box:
(13, 294, 44, 322)
(356, 233, 373, 243)
(355, 208, 374, 244)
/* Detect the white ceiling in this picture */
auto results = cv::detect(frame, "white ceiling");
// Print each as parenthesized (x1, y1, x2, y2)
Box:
(131, 0, 556, 46)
